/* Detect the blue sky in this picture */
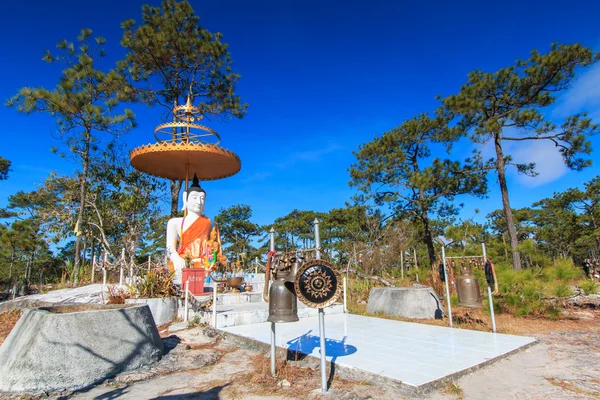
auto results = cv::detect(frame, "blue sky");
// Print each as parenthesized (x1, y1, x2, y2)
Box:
(1, 0, 600, 229)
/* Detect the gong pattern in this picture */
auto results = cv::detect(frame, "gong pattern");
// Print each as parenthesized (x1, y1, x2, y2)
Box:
(294, 260, 342, 308)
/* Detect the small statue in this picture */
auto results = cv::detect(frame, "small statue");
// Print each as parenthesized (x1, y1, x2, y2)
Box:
(203, 225, 226, 270)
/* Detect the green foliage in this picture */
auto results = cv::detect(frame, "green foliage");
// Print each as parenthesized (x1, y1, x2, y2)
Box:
(549, 281, 573, 299)
(214, 204, 260, 262)
(127, 268, 177, 299)
(120, 0, 247, 119)
(0, 157, 10, 181)
(542, 260, 582, 281)
(578, 279, 598, 295)
(443, 43, 599, 270)
(349, 113, 491, 265)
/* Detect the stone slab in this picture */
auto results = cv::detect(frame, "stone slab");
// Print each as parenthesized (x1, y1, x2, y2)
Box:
(367, 286, 445, 319)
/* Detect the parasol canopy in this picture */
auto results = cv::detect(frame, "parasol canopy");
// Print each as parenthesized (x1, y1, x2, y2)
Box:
(130, 142, 241, 181)
(129, 95, 241, 182)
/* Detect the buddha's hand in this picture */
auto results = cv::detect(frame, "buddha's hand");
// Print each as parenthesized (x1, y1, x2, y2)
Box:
(170, 254, 186, 271)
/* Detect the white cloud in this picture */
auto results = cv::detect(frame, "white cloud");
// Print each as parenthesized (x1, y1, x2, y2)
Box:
(553, 62, 600, 120)
(274, 142, 344, 168)
(507, 139, 568, 187)
(474, 129, 568, 188)
(241, 171, 272, 184)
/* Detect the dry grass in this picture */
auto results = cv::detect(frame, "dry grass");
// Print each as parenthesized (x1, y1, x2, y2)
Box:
(351, 302, 600, 336)
(0, 310, 22, 345)
(441, 380, 464, 399)
(545, 377, 600, 399)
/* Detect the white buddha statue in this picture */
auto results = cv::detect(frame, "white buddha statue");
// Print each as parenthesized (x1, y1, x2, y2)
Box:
(166, 174, 218, 285)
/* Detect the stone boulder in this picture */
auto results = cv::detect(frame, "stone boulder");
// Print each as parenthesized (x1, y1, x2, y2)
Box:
(366, 287, 444, 319)
(0, 304, 163, 394)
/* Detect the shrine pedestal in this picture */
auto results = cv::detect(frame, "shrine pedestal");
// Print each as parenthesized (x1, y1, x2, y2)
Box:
(182, 268, 206, 295)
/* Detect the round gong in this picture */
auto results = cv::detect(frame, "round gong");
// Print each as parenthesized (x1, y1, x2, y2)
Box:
(294, 260, 342, 308)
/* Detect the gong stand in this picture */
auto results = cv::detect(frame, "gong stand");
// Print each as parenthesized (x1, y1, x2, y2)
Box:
(482, 243, 497, 333)
(314, 218, 327, 393)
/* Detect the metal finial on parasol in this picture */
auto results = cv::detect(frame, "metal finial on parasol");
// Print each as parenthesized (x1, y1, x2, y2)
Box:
(130, 95, 241, 186)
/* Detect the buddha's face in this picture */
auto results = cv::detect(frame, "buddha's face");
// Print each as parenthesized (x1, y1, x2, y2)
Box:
(185, 191, 206, 215)
(210, 229, 217, 240)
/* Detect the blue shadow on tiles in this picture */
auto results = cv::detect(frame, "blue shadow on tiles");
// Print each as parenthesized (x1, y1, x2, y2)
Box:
(286, 330, 357, 361)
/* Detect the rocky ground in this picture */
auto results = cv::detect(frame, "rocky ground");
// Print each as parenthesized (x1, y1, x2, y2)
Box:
(0, 319, 596, 400)
(1, 293, 599, 399)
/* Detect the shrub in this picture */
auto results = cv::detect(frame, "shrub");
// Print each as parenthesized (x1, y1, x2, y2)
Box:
(578, 279, 598, 295)
(128, 268, 177, 298)
(543, 259, 582, 282)
(549, 282, 573, 299)
(107, 285, 131, 304)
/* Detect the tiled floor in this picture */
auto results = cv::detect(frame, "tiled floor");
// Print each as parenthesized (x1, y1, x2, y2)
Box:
(223, 313, 535, 387)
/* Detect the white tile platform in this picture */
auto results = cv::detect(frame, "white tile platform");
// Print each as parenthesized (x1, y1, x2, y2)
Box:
(223, 313, 536, 388)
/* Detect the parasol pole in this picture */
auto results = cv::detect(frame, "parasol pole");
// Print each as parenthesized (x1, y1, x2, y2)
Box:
(184, 162, 190, 217)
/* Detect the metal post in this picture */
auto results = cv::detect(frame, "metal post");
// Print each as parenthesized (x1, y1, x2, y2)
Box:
(212, 281, 218, 328)
(91, 256, 96, 284)
(482, 243, 496, 333)
(119, 248, 125, 286)
(314, 218, 327, 393)
(400, 251, 404, 279)
(269, 227, 276, 376)
(184, 279, 190, 323)
(441, 245, 453, 328)
(343, 276, 348, 313)
(103, 253, 107, 286)
(413, 248, 418, 268)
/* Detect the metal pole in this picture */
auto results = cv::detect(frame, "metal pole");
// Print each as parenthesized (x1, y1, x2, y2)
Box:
(441, 245, 453, 328)
(413, 248, 418, 268)
(119, 248, 125, 286)
(212, 281, 217, 328)
(400, 251, 404, 279)
(269, 227, 276, 376)
(343, 276, 348, 313)
(482, 243, 496, 333)
(315, 218, 327, 393)
(184, 279, 190, 323)
(91, 256, 96, 284)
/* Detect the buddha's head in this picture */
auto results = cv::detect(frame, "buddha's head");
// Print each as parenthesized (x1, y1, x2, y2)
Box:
(182, 174, 206, 215)
(210, 227, 218, 241)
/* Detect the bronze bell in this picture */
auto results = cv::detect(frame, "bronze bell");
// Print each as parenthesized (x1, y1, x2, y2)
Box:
(456, 264, 482, 308)
(264, 255, 299, 323)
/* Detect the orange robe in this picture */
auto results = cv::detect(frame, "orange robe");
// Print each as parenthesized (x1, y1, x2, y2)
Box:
(177, 216, 212, 261)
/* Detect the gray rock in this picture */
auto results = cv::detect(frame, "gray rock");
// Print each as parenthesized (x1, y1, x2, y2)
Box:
(0, 304, 163, 394)
(366, 287, 444, 319)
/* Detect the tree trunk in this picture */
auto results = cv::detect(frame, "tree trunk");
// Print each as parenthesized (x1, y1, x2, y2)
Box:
(420, 213, 436, 267)
(73, 131, 92, 287)
(170, 180, 182, 217)
(494, 134, 522, 270)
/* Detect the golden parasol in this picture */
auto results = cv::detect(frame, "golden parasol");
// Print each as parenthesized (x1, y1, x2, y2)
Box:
(130, 95, 241, 187)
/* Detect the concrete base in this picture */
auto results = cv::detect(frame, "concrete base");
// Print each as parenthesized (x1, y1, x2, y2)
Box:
(0, 304, 163, 394)
(367, 287, 444, 319)
(125, 297, 178, 326)
(188, 301, 344, 328)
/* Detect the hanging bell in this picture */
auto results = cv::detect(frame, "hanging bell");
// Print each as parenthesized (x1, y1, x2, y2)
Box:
(456, 264, 482, 308)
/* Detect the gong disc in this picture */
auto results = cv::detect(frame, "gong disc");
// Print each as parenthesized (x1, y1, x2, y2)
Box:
(130, 142, 241, 181)
(294, 260, 342, 308)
